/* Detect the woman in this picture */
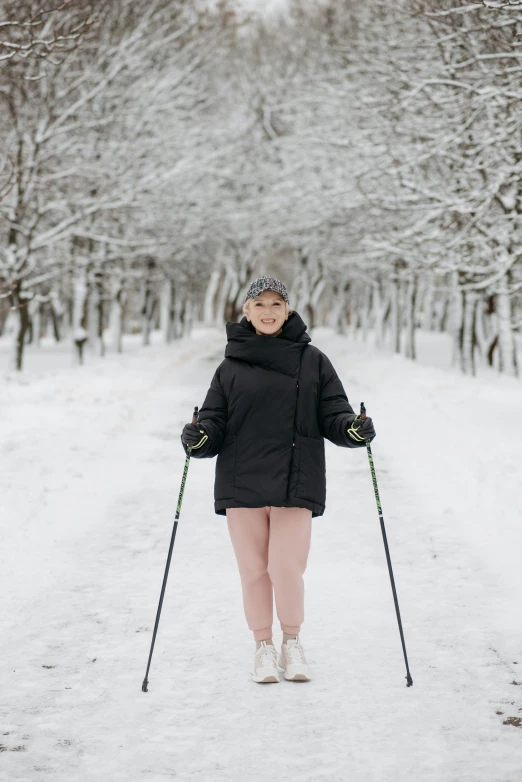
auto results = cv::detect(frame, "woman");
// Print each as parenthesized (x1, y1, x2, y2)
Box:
(181, 276, 375, 684)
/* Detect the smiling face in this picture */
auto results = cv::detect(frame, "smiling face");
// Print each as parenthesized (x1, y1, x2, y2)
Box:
(244, 291, 290, 336)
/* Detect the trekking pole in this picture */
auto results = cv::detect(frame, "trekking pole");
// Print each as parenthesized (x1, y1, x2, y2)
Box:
(360, 402, 413, 687)
(141, 405, 199, 693)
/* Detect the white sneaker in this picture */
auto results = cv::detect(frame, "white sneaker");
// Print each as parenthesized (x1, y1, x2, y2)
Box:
(252, 641, 280, 683)
(279, 635, 311, 681)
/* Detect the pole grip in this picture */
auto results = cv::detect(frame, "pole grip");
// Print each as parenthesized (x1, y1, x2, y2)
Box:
(360, 401, 367, 420)
(192, 406, 198, 426)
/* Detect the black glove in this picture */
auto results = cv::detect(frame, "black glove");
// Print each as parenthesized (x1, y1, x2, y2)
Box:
(181, 423, 208, 450)
(347, 415, 376, 443)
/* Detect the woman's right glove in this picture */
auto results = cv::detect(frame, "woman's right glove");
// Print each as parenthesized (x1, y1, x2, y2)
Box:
(181, 423, 208, 450)
(347, 415, 376, 443)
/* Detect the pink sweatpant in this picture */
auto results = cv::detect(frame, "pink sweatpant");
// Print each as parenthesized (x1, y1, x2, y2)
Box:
(226, 506, 313, 641)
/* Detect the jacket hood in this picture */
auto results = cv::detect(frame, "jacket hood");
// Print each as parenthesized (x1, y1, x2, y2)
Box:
(225, 311, 311, 377)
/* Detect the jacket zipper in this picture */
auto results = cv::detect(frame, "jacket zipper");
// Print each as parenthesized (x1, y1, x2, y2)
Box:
(292, 380, 300, 447)
(286, 355, 303, 499)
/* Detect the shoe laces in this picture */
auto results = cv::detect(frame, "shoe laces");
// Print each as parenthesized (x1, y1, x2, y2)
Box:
(285, 638, 307, 664)
(255, 642, 277, 669)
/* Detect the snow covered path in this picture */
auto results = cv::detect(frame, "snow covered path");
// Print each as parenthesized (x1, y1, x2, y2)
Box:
(1, 328, 521, 782)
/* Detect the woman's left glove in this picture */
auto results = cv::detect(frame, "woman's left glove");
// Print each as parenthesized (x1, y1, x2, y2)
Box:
(347, 415, 376, 443)
(181, 423, 208, 450)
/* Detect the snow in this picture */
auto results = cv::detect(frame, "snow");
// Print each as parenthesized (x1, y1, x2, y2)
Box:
(1, 326, 522, 781)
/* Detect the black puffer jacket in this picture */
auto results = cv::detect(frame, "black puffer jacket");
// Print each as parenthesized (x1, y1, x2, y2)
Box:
(183, 311, 365, 518)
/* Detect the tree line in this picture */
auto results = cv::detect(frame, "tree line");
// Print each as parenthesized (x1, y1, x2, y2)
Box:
(0, 0, 520, 376)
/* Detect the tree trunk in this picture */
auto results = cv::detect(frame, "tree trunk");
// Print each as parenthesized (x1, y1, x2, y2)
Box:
(329, 282, 349, 335)
(182, 298, 193, 338)
(309, 278, 325, 330)
(142, 293, 151, 346)
(87, 269, 97, 351)
(391, 274, 401, 354)
(50, 306, 60, 341)
(50, 290, 63, 342)
(12, 280, 30, 371)
(225, 270, 240, 323)
(29, 299, 41, 347)
(72, 271, 88, 365)
(475, 294, 498, 368)
(216, 269, 233, 326)
(349, 288, 361, 339)
(403, 272, 417, 360)
(141, 277, 154, 347)
(231, 291, 246, 324)
(171, 282, 185, 339)
(497, 278, 518, 376)
(450, 273, 463, 369)
(361, 285, 372, 342)
(109, 271, 125, 353)
(433, 291, 449, 333)
(95, 270, 105, 357)
(203, 268, 221, 324)
(166, 280, 177, 341)
(289, 249, 309, 316)
(461, 290, 477, 376)
(72, 274, 88, 331)
(373, 280, 390, 349)
(161, 279, 173, 343)
(422, 276, 434, 331)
